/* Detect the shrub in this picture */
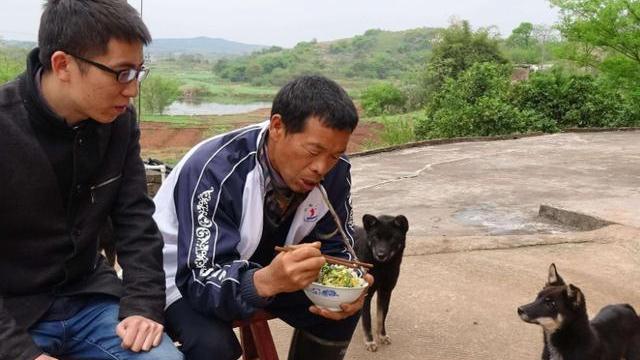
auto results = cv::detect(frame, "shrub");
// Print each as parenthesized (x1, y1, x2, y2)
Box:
(0, 49, 25, 84)
(415, 63, 552, 139)
(360, 83, 407, 116)
(511, 68, 639, 128)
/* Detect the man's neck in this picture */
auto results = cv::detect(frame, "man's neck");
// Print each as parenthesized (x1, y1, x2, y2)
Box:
(40, 71, 84, 126)
(264, 137, 289, 191)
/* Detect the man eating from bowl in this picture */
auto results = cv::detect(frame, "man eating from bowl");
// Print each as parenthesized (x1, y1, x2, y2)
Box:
(153, 75, 374, 360)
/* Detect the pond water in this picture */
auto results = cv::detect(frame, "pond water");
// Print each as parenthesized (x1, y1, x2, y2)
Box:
(164, 101, 271, 116)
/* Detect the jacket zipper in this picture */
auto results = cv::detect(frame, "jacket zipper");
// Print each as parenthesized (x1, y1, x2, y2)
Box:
(59, 126, 81, 292)
(90, 174, 122, 203)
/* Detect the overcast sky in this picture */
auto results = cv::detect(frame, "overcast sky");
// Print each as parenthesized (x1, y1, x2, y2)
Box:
(0, 0, 560, 48)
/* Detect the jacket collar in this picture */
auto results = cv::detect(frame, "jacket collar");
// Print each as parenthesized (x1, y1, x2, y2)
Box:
(19, 48, 92, 137)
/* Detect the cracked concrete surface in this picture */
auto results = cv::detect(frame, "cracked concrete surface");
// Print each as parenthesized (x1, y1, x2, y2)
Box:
(350, 131, 640, 238)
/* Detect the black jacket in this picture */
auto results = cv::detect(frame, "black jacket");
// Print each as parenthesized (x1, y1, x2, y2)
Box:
(0, 49, 166, 360)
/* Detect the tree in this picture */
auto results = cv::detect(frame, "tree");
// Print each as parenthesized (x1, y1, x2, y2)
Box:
(430, 20, 507, 79)
(504, 22, 560, 65)
(245, 62, 263, 80)
(550, 0, 640, 64)
(505, 22, 540, 64)
(532, 24, 560, 64)
(508, 22, 535, 48)
(139, 75, 181, 115)
(551, 0, 640, 95)
(416, 20, 508, 106)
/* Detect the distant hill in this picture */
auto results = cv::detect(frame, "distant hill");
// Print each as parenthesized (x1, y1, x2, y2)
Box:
(212, 27, 440, 86)
(1, 40, 36, 49)
(146, 37, 268, 57)
(1, 36, 267, 58)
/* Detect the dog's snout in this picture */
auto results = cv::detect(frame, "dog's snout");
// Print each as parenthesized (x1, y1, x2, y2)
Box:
(517, 306, 531, 322)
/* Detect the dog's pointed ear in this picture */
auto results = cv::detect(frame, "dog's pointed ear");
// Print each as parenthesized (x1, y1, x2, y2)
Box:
(362, 214, 378, 231)
(566, 284, 584, 308)
(547, 263, 565, 286)
(393, 215, 409, 233)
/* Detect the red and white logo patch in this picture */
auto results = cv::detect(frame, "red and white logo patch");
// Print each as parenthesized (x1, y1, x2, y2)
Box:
(303, 203, 319, 222)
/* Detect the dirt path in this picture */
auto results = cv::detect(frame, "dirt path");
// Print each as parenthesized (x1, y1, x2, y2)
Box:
(140, 124, 207, 149)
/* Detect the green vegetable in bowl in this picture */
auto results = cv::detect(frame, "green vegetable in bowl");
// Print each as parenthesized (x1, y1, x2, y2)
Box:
(317, 263, 361, 288)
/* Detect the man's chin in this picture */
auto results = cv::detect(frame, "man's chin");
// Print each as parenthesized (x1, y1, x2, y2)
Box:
(292, 186, 310, 194)
(93, 114, 119, 124)
(289, 183, 312, 194)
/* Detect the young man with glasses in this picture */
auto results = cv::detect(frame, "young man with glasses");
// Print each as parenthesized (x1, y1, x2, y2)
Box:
(0, 1, 182, 360)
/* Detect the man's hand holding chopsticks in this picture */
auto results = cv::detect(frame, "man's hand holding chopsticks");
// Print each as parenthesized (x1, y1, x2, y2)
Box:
(254, 242, 325, 297)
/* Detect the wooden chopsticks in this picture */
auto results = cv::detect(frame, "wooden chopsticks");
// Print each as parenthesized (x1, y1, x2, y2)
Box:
(275, 245, 373, 269)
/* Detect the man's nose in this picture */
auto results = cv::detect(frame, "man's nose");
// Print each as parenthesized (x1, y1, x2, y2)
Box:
(122, 80, 139, 98)
(310, 156, 335, 176)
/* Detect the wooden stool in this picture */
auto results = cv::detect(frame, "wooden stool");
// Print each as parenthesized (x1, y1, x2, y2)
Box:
(232, 310, 279, 360)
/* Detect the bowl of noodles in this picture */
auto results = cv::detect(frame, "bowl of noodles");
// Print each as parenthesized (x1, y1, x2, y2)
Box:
(303, 263, 368, 311)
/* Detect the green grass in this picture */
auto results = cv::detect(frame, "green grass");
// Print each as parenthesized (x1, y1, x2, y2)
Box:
(148, 60, 278, 102)
(140, 114, 208, 127)
(200, 83, 278, 101)
(361, 111, 419, 148)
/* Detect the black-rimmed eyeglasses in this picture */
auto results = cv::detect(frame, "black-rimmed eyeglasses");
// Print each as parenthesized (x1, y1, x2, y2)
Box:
(66, 52, 150, 84)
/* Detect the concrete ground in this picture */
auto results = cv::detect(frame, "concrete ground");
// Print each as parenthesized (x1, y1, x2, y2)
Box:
(266, 131, 640, 359)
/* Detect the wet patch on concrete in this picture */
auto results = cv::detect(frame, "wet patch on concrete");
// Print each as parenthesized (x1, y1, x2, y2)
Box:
(453, 204, 578, 235)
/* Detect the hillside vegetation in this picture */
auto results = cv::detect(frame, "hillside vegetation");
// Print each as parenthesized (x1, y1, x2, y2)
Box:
(0, 42, 26, 83)
(212, 28, 439, 86)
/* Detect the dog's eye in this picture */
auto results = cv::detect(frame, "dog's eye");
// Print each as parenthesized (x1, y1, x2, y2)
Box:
(544, 298, 556, 309)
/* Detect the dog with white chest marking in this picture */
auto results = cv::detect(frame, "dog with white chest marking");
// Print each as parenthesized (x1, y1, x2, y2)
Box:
(355, 214, 409, 352)
(518, 264, 640, 360)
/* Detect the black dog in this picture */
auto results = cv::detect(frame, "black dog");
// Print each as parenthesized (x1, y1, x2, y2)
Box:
(518, 264, 640, 360)
(355, 214, 409, 352)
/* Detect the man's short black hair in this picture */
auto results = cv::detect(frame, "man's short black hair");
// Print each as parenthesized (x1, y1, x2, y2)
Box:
(271, 75, 359, 134)
(38, 0, 151, 70)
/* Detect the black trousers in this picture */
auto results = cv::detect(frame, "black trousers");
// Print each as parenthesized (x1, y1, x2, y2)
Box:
(166, 291, 360, 360)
